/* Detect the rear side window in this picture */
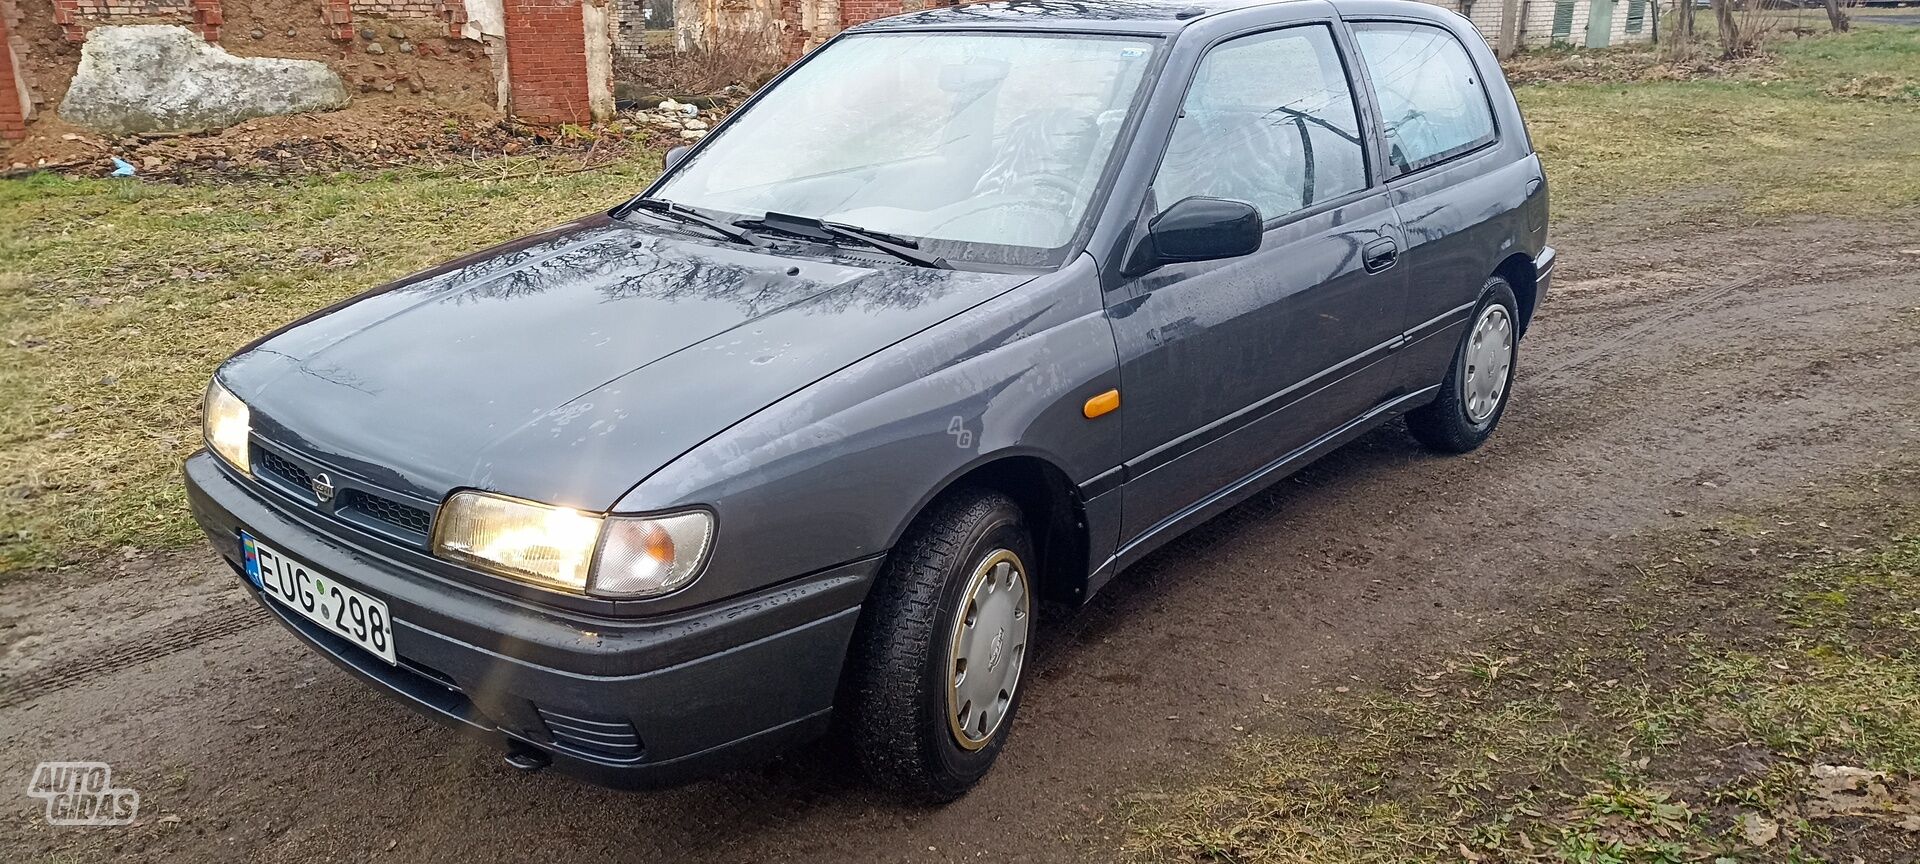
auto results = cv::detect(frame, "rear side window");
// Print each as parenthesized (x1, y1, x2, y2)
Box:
(1153, 25, 1369, 223)
(1351, 22, 1497, 174)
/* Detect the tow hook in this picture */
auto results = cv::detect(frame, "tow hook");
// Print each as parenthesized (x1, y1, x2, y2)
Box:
(504, 741, 553, 772)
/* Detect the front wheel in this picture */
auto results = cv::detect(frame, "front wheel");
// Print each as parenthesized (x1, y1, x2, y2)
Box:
(1406, 276, 1519, 453)
(843, 489, 1035, 801)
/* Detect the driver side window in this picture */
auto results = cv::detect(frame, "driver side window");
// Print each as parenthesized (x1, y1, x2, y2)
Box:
(1152, 24, 1369, 224)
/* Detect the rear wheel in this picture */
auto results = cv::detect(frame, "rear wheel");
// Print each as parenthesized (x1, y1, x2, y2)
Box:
(844, 489, 1035, 801)
(1407, 277, 1519, 453)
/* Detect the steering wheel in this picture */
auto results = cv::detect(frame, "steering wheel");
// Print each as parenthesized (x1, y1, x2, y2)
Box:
(921, 176, 1081, 238)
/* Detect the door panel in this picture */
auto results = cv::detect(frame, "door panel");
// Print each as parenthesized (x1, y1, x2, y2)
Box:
(1111, 194, 1404, 544)
(1108, 23, 1409, 548)
(1389, 153, 1538, 384)
(1587, 0, 1617, 48)
(1349, 20, 1520, 391)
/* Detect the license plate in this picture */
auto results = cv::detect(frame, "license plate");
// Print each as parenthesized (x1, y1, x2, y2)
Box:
(242, 531, 397, 664)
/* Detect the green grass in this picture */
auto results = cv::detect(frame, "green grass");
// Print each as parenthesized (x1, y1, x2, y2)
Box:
(1519, 24, 1920, 223)
(0, 156, 660, 574)
(2, 23, 1919, 576)
(1780, 23, 1920, 91)
(1123, 519, 1920, 863)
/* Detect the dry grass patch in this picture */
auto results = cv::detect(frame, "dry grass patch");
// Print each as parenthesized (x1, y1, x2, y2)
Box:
(1518, 23, 1920, 224)
(1124, 479, 1920, 863)
(0, 156, 660, 574)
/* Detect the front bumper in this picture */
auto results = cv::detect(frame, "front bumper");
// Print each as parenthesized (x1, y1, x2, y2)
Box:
(184, 452, 876, 788)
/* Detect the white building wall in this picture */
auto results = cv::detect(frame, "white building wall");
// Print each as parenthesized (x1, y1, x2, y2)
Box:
(1459, 0, 1506, 38)
(1415, 0, 1663, 49)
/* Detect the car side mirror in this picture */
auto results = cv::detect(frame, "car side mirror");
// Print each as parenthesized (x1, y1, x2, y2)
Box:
(1124, 196, 1263, 276)
(664, 145, 692, 172)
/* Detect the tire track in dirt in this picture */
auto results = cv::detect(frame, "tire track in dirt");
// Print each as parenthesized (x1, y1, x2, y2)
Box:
(1531, 270, 1774, 383)
(0, 601, 266, 711)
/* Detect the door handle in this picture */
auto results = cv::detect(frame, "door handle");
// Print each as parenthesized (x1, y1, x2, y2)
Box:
(1363, 238, 1398, 273)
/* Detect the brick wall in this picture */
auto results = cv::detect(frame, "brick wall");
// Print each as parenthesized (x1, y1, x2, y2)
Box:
(611, 0, 644, 65)
(52, 0, 226, 41)
(0, 4, 24, 141)
(327, 0, 473, 40)
(503, 0, 591, 122)
(838, 0, 927, 28)
(192, 0, 220, 39)
(783, 0, 834, 57)
(351, 0, 440, 17)
(322, 0, 353, 38)
(60, 0, 191, 18)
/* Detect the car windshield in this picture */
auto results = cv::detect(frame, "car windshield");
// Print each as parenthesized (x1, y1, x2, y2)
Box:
(649, 31, 1159, 267)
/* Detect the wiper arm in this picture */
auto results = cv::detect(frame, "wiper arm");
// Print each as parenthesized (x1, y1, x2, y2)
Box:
(819, 221, 951, 269)
(622, 198, 766, 247)
(734, 211, 951, 269)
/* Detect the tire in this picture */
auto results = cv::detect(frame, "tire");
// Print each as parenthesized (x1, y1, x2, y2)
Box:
(1406, 276, 1520, 454)
(843, 488, 1036, 802)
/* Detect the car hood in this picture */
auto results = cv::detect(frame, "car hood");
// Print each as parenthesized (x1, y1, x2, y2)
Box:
(221, 213, 1032, 510)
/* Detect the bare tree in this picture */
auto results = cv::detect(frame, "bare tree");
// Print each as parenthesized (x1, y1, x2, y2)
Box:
(1670, 0, 1698, 58)
(1712, 0, 1742, 59)
(1822, 0, 1851, 32)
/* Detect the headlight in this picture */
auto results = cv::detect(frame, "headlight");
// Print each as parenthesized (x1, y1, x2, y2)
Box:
(431, 491, 712, 599)
(203, 379, 251, 475)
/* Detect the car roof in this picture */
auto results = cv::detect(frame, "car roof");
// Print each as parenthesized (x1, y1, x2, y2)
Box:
(852, 0, 1444, 35)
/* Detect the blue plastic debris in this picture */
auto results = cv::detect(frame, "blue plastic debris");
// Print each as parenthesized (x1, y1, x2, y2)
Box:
(109, 157, 136, 177)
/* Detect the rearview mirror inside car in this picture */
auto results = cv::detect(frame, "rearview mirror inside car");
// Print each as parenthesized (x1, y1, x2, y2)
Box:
(939, 59, 1011, 94)
(664, 145, 692, 172)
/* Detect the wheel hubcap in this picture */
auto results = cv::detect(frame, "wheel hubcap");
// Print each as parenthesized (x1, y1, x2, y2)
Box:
(946, 549, 1031, 751)
(1461, 304, 1514, 424)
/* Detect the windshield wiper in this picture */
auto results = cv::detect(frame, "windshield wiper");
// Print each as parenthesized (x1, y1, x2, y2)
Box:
(621, 197, 766, 247)
(733, 211, 951, 269)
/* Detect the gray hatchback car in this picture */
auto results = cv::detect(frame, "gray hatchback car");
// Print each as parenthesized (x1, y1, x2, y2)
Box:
(186, 0, 1552, 800)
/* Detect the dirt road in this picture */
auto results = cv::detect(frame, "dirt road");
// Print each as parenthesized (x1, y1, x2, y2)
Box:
(5, 213, 1919, 863)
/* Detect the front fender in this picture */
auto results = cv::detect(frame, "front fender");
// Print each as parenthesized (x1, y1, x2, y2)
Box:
(618, 254, 1121, 608)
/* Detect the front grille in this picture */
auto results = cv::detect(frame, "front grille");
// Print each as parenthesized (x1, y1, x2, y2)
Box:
(341, 489, 433, 536)
(536, 706, 644, 759)
(257, 449, 312, 492)
(252, 442, 436, 545)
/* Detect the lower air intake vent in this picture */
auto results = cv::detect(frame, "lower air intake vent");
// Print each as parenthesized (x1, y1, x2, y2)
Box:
(535, 707, 644, 759)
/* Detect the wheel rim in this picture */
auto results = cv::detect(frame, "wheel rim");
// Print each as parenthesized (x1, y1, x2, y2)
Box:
(945, 549, 1031, 751)
(1461, 304, 1514, 424)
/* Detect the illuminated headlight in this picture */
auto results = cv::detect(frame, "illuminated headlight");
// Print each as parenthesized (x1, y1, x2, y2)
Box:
(431, 491, 713, 599)
(203, 379, 251, 475)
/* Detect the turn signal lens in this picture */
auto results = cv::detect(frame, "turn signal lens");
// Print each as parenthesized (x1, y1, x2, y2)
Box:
(591, 512, 713, 598)
(1083, 388, 1121, 419)
(203, 379, 252, 475)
